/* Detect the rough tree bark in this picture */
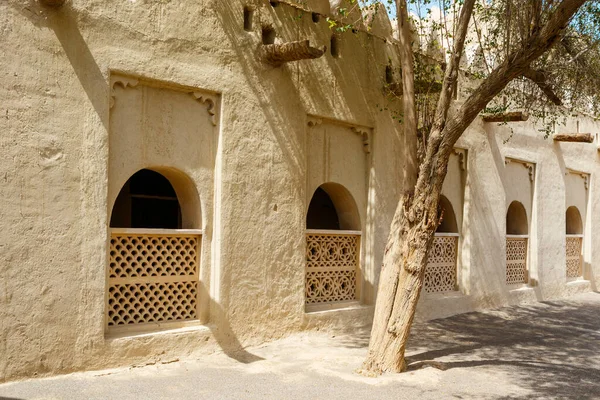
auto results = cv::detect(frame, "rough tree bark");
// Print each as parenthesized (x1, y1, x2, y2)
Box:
(362, 0, 588, 374)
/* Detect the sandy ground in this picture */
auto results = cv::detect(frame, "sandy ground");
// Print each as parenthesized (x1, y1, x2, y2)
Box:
(1, 292, 599, 400)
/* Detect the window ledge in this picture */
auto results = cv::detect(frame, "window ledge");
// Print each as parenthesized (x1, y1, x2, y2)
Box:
(105, 321, 209, 340)
(305, 301, 370, 314)
(508, 284, 534, 293)
(566, 278, 589, 286)
(422, 290, 468, 300)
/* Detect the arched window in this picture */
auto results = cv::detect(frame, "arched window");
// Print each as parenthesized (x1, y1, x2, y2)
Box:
(111, 169, 182, 229)
(437, 195, 459, 233)
(506, 201, 528, 235)
(506, 201, 528, 284)
(306, 187, 340, 230)
(425, 195, 459, 293)
(566, 206, 583, 234)
(305, 183, 360, 307)
(107, 168, 202, 332)
(306, 183, 360, 231)
(565, 206, 583, 278)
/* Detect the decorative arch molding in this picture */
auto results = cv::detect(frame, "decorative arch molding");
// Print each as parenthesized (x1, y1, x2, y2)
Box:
(566, 169, 590, 190)
(109, 74, 220, 127)
(453, 147, 467, 171)
(306, 115, 372, 154)
(109, 75, 139, 109)
(505, 157, 535, 182)
(191, 92, 218, 126)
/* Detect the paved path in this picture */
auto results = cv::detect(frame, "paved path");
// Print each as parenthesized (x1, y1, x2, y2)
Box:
(2, 292, 600, 399)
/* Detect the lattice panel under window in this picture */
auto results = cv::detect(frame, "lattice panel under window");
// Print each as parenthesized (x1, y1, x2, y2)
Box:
(305, 233, 359, 304)
(506, 237, 528, 284)
(566, 236, 582, 278)
(424, 236, 458, 293)
(107, 232, 200, 328)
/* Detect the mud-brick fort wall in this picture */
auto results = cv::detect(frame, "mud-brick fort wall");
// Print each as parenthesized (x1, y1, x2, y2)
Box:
(1, 0, 599, 383)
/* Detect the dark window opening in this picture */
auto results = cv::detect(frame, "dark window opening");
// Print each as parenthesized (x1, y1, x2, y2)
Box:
(436, 195, 458, 233)
(244, 7, 254, 31)
(566, 206, 583, 234)
(262, 26, 276, 45)
(312, 12, 321, 23)
(506, 201, 528, 235)
(111, 169, 182, 229)
(385, 65, 393, 84)
(330, 35, 340, 58)
(306, 188, 340, 230)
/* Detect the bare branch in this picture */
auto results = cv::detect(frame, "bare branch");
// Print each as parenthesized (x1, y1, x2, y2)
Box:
(396, 0, 419, 188)
(473, 14, 492, 74)
(522, 68, 563, 105)
(443, 0, 587, 147)
(432, 0, 477, 131)
(531, 0, 543, 35)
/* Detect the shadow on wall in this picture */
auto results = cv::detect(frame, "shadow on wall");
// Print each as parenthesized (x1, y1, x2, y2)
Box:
(198, 284, 263, 364)
(405, 293, 600, 398)
(11, 0, 109, 130)
(459, 130, 505, 303)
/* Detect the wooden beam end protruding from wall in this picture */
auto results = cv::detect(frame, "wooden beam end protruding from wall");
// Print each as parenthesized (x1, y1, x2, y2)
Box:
(553, 133, 594, 143)
(482, 111, 530, 123)
(261, 40, 326, 67)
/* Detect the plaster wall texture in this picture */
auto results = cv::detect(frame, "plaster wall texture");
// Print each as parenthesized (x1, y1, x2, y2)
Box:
(1, 0, 599, 383)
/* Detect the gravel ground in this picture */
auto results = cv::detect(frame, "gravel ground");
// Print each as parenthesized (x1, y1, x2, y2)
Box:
(1, 292, 599, 400)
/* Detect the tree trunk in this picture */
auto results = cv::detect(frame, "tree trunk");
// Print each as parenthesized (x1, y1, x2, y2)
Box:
(361, 0, 586, 375)
(362, 183, 441, 373)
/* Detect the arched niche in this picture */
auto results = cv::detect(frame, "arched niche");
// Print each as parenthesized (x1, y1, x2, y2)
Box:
(110, 167, 201, 229)
(566, 206, 583, 234)
(506, 201, 528, 235)
(437, 195, 459, 233)
(306, 182, 361, 231)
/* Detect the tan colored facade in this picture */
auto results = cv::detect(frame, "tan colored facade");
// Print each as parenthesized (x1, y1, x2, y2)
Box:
(1, 0, 599, 383)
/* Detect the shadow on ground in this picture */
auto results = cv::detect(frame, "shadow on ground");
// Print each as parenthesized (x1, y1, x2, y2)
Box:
(404, 292, 600, 399)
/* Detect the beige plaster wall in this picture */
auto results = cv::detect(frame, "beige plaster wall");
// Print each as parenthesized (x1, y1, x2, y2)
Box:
(418, 115, 600, 320)
(0, 0, 402, 382)
(2, 0, 600, 383)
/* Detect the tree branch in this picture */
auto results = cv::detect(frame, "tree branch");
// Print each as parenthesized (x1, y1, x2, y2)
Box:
(432, 0, 476, 132)
(396, 0, 419, 188)
(442, 0, 587, 148)
(413, 0, 476, 198)
(521, 68, 563, 105)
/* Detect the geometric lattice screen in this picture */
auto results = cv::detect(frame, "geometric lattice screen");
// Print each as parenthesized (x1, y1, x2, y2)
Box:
(506, 237, 528, 284)
(424, 235, 458, 293)
(566, 236, 583, 278)
(305, 232, 360, 304)
(107, 231, 200, 328)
